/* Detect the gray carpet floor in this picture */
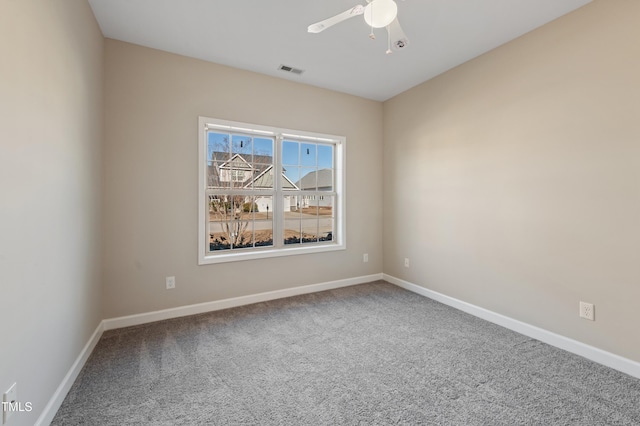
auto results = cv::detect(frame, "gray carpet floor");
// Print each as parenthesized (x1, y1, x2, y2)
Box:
(52, 281, 640, 425)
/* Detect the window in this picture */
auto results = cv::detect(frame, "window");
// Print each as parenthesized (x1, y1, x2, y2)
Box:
(231, 170, 245, 182)
(198, 117, 345, 264)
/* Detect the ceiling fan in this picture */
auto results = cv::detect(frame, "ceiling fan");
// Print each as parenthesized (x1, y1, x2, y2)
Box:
(307, 0, 409, 54)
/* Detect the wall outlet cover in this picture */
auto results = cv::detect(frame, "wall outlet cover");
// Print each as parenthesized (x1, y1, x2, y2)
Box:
(579, 301, 595, 321)
(166, 276, 176, 290)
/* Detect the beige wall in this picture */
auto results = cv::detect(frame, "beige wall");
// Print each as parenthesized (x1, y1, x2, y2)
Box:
(102, 40, 383, 318)
(3, 1, 638, 421)
(383, 0, 640, 363)
(0, 0, 104, 424)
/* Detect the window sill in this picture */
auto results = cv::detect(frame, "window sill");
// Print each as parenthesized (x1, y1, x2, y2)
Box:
(198, 242, 346, 265)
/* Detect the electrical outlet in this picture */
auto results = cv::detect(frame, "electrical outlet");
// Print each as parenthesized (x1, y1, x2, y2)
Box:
(3, 382, 17, 424)
(166, 276, 175, 290)
(404, 258, 410, 268)
(579, 301, 594, 321)
(363, 253, 368, 263)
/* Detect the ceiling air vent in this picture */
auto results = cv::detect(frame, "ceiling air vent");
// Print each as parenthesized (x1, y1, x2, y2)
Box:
(278, 64, 305, 75)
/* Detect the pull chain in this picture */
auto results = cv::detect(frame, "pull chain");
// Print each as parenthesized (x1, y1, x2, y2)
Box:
(369, 2, 375, 39)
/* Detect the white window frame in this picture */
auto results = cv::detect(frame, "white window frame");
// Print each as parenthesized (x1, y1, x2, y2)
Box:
(198, 117, 346, 264)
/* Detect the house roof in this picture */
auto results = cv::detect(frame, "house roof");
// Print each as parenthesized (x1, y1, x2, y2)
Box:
(210, 152, 273, 166)
(219, 154, 253, 171)
(297, 169, 333, 190)
(248, 165, 298, 190)
(207, 152, 298, 190)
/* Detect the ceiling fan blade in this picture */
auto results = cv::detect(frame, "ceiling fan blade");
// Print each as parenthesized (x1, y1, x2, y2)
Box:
(386, 18, 409, 50)
(308, 5, 365, 33)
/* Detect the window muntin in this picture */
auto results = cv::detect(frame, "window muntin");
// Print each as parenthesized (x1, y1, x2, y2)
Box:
(199, 117, 345, 264)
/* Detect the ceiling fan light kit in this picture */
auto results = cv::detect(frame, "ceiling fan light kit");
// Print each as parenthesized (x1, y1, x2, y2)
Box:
(307, 0, 409, 54)
(364, 0, 398, 28)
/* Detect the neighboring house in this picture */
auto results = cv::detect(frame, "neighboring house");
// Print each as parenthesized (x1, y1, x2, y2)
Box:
(250, 165, 298, 212)
(296, 168, 333, 208)
(208, 152, 273, 187)
(218, 154, 254, 184)
(208, 152, 298, 212)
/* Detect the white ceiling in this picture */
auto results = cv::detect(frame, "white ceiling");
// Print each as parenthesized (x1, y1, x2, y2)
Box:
(88, 0, 592, 101)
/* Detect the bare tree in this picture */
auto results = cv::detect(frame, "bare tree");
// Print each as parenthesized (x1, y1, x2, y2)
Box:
(209, 195, 254, 249)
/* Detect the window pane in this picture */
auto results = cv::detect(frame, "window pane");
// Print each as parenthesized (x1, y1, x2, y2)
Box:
(301, 143, 316, 167)
(254, 137, 273, 158)
(254, 195, 273, 247)
(301, 197, 318, 216)
(254, 223, 273, 247)
(317, 168, 334, 192)
(236, 221, 255, 249)
(282, 193, 296, 216)
(301, 219, 318, 243)
(208, 132, 231, 189)
(301, 199, 319, 244)
(284, 222, 300, 244)
(209, 195, 232, 251)
(226, 153, 252, 189)
(318, 144, 334, 169)
(228, 195, 250, 248)
(319, 196, 334, 241)
(251, 138, 273, 190)
(249, 165, 275, 190)
(232, 135, 252, 159)
(282, 141, 299, 166)
(298, 168, 317, 190)
(284, 196, 301, 245)
(283, 166, 300, 190)
(208, 132, 230, 160)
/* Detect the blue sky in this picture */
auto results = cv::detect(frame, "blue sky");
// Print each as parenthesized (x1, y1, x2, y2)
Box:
(207, 132, 273, 161)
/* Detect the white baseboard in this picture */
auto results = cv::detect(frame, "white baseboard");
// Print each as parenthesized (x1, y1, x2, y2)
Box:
(35, 321, 105, 426)
(383, 274, 640, 380)
(103, 273, 384, 331)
